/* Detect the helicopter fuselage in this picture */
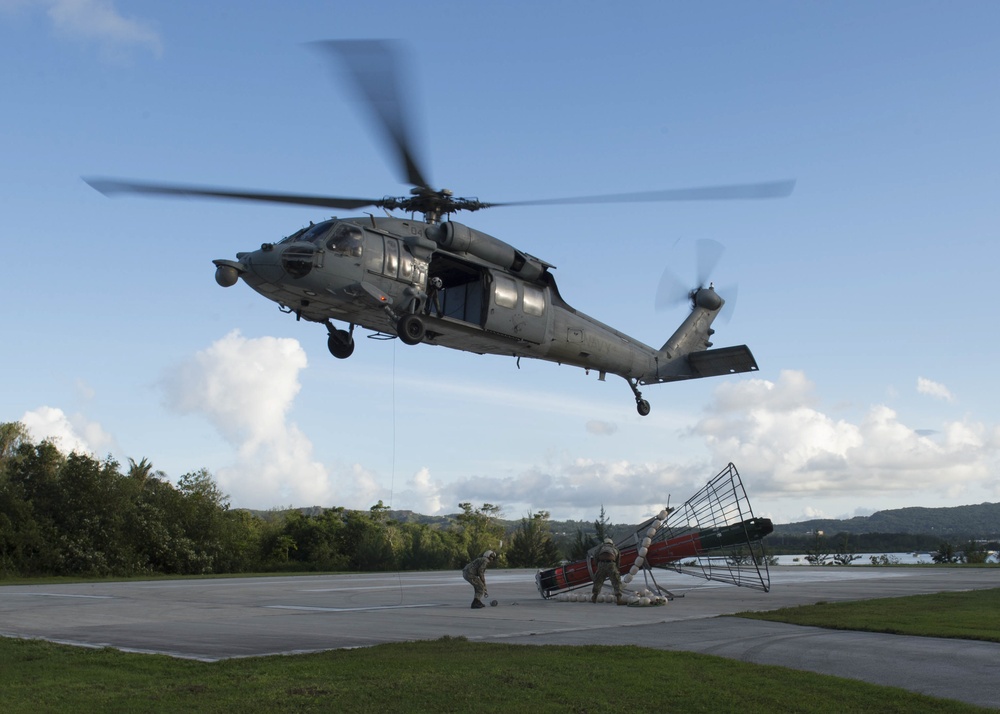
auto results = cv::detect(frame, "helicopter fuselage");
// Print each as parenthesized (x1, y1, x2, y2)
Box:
(87, 39, 787, 416)
(213, 216, 758, 415)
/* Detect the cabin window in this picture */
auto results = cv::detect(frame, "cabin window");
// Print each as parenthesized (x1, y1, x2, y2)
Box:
(494, 276, 518, 308)
(383, 237, 399, 278)
(363, 230, 384, 274)
(523, 285, 545, 316)
(326, 224, 363, 257)
(400, 254, 414, 280)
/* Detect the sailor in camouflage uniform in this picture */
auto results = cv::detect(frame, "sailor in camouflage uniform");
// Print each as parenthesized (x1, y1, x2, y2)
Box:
(462, 550, 497, 609)
(591, 538, 624, 604)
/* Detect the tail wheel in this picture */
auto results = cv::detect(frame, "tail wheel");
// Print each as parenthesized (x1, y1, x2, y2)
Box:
(397, 314, 425, 345)
(627, 379, 651, 417)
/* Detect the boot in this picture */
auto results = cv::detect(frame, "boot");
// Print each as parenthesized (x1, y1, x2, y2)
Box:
(591, 593, 598, 603)
(615, 594, 626, 606)
(471, 599, 485, 609)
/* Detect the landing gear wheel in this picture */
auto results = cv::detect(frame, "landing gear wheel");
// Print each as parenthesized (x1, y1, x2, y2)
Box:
(626, 379, 651, 417)
(397, 314, 425, 345)
(327, 329, 355, 359)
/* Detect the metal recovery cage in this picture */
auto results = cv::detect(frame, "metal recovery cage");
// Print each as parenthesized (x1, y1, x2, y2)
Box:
(536, 462, 772, 599)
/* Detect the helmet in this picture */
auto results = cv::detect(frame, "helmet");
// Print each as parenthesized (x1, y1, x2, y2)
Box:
(603, 538, 614, 545)
(483, 550, 496, 560)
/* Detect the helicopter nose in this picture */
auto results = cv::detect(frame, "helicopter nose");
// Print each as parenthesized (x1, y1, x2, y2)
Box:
(238, 245, 285, 283)
(237, 242, 316, 283)
(213, 259, 246, 287)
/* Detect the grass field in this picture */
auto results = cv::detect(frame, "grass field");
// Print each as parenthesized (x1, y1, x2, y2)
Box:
(733, 588, 1000, 642)
(0, 634, 990, 713)
(2, 584, 998, 712)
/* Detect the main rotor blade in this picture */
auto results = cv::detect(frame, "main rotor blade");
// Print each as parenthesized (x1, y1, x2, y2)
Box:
(313, 40, 432, 190)
(490, 179, 796, 208)
(84, 177, 380, 211)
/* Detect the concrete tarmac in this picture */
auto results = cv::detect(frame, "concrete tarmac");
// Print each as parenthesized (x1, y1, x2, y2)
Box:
(1, 566, 997, 708)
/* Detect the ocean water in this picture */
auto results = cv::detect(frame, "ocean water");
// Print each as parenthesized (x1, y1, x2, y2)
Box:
(771, 552, 999, 565)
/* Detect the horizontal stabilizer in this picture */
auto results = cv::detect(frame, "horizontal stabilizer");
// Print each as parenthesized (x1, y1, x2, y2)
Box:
(688, 345, 758, 377)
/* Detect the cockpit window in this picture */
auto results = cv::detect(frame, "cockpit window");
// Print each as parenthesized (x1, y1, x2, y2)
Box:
(278, 226, 310, 244)
(299, 220, 336, 244)
(326, 223, 364, 257)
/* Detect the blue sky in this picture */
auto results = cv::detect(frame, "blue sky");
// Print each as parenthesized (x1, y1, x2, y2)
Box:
(3, 1, 999, 525)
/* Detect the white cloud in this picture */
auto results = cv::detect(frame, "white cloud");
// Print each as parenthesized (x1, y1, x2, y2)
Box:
(434, 457, 698, 523)
(794, 505, 828, 521)
(3, 0, 162, 57)
(74, 378, 96, 401)
(343, 463, 391, 510)
(140, 343, 1000, 520)
(917, 377, 955, 402)
(20, 405, 113, 456)
(161, 330, 335, 509)
(585, 420, 617, 436)
(692, 370, 999, 502)
(391, 466, 445, 515)
(339, 369, 999, 523)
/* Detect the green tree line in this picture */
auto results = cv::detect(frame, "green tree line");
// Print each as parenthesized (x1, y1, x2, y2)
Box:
(12, 420, 989, 579)
(0, 423, 580, 578)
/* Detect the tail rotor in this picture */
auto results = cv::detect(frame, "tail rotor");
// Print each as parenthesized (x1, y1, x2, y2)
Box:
(656, 238, 737, 320)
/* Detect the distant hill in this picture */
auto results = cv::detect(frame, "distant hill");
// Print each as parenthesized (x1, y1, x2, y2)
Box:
(251, 502, 1000, 539)
(771, 502, 1000, 538)
(400, 504, 1000, 540)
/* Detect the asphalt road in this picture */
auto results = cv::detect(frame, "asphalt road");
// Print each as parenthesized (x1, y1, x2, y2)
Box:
(1, 566, 997, 708)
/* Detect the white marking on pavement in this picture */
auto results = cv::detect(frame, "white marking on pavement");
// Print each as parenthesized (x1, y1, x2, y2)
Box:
(12, 593, 116, 599)
(266, 603, 444, 613)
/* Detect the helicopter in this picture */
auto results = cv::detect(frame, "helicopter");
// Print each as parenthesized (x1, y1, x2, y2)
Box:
(85, 40, 793, 417)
